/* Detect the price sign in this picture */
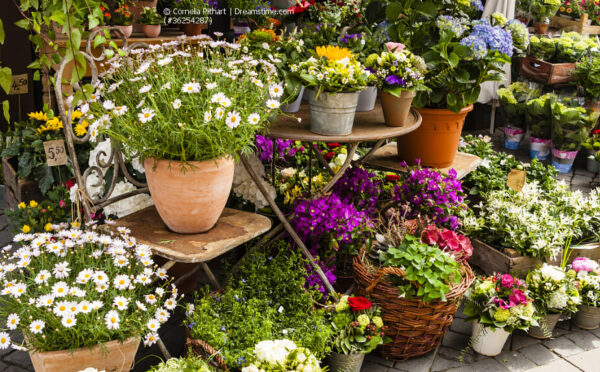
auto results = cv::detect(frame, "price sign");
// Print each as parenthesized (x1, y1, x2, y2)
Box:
(43, 140, 68, 166)
(507, 169, 526, 192)
(9, 74, 28, 95)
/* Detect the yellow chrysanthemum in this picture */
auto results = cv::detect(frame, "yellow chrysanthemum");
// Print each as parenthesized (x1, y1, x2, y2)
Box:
(29, 200, 38, 208)
(28, 111, 48, 121)
(316, 45, 354, 61)
(74, 120, 89, 136)
(71, 110, 83, 121)
(18, 202, 26, 209)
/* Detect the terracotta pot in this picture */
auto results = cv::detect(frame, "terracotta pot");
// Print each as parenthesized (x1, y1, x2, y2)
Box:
(396, 105, 473, 168)
(182, 23, 204, 36)
(534, 22, 549, 34)
(113, 25, 132, 38)
(379, 89, 416, 127)
(132, 0, 158, 33)
(29, 337, 139, 372)
(528, 313, 561, 339)
(144, 157, 234, 234)
(143, 24, 161, 38)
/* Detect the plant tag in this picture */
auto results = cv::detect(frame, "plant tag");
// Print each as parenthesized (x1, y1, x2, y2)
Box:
(9, 74, 28, 95)
(507, 169, 526, 192)
(43, 140, 68, 166)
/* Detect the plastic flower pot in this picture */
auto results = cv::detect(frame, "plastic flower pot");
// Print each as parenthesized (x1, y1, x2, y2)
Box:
(574, 304, 600, 330)
(28, 337, 139, 372)
(142, 24, 161, 38)
(113, 25, 132, 38)
(282, 86, 304, 113)
(471, 321, 510, 356)
(504, 126, 525, 150)
(356, 86, 377, 112)
(396, 105, 473, 168)
(530, 137, 552, 160)
(182, 23, 203, 36)
(327, 351, 365, 372)
(534, 22, 549, 34)
(305, 88, 360, 136)
(551, 148, 579, 173)
(528, 313, 561, 339)
(379, 89, 416, 127)
(144, 156, 234, 233)
(586, 150, 600, 174)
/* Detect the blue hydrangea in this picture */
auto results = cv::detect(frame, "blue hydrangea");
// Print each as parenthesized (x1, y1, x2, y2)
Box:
(471, 0, 484, 12)
(472, 23, 514, 57)
(459, 35, 488, 60)
(436, 15, 468, 38)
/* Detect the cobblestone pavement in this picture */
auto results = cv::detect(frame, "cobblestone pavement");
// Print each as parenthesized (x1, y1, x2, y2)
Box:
(0, 130, 599, 372)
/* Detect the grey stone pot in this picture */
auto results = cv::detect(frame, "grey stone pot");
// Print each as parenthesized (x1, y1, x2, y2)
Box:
(328, 351, 365, 372)
(586, 149, 600, 174)
(306, 89, 360, 136)
(575, 304, 600, 330)
(528, 312, 561, 339)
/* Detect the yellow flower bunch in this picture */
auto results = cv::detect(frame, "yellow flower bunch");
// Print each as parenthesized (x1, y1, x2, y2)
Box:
(28, 111, 48, 121)
(31, 110, 84, 135)
(316, 45, 354, 61)
(74, 120, 89, 136)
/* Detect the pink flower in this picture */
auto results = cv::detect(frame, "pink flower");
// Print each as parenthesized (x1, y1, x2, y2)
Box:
(508, 289, 527, 306)
(501, 274, 514, 288)
(59, 200, 66, 208)
(572, 257, 598, 273)
(494, 298, 511, 309)
(385, 42, 405, 52)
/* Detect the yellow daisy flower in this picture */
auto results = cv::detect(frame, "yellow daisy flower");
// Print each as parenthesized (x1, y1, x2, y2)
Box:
(316, 45, 354, 62)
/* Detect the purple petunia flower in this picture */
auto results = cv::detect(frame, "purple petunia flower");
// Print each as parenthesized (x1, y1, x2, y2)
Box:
(385, 75, 406, 86)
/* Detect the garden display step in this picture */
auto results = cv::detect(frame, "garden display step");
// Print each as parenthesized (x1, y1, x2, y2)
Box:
(362, 143, 481, 180)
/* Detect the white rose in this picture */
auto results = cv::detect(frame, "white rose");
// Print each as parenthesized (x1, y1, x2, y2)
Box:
(242, 366, 259, 372)
(281, 168, 296, 178)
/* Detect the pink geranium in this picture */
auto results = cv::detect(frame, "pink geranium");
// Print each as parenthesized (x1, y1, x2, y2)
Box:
(421, 225, 473, 263)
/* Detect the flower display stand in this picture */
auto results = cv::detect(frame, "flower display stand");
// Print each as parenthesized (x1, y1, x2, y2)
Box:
(519, 56, 576, 86)
(550, 14, 600, 35)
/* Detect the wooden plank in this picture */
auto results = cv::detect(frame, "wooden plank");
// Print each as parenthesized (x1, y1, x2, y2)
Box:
(469, 239, 512, 275)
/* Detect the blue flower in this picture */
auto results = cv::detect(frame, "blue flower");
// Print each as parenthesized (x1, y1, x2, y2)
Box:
(436, 15, 468, 38)
(459, 35, 488, 60)
(221, 325, 226, 331)
(472, 23, 514, 57)
(470, 0, 484, 12)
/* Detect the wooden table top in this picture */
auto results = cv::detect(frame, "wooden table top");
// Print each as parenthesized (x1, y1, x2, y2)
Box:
(267, 103, 422, 143)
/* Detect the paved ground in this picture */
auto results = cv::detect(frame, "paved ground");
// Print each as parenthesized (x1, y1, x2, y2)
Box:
(0, 129, 599, 371)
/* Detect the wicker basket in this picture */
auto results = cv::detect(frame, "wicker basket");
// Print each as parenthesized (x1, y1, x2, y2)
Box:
(185, 330, 229, 371)
(353, 249, 474, 360)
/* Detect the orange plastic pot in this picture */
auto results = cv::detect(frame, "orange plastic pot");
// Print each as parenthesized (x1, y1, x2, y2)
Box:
(396, 105, 473, 168)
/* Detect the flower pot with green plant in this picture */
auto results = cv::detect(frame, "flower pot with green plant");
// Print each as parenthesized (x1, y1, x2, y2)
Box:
(380, 4, 516, 167)
(464, 274, 538, 356)
(174, 0, 216, 36)
(574, 54, 600, 112)
(327, 295, 389, 372)
(228, 0, 271, 34)
(526, 264, 581, 338)
(498, 82, 541, 150)
(110, 2, 133, 38)
(531, 0, 562, 33)
(526, 93, 557, 159)
(130, 0, 158, 33)
(364, 44, 427, 126)
(583, 130, 600, 174)
(87, 39, 281, 233)
(242, 340, 325, 372)
(292, 45, 368, 136)
(572, 257, 600, 329)
(138, 6, 163, 37)
(0, 227, 177, 372)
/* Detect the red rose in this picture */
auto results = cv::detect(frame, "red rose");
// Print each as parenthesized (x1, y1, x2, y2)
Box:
(348, 296, 372, 311)
(327, 142, 341, 148)
(386, 174, 400, 182)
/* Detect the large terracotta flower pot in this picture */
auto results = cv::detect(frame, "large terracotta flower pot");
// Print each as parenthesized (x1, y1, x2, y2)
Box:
(143, 24, 161, 38)
(379, 89, 416, 127)
(29, 337, 139, 372)
(534, 22, 549, 35)
(144, 157, 234, 234)
(182, 23, 203, 36)
(396, 105, 473, 168)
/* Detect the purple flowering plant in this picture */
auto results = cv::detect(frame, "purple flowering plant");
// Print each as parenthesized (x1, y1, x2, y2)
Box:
(331, 166, 380, 217)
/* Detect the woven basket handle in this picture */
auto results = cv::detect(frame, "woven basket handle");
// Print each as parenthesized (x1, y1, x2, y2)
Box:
(185, 334, 229, 371)
(365, 266, 408, 293)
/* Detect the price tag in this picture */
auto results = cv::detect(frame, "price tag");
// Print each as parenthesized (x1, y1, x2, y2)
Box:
(9, 74, 28, 95)
(43, 140, 68, 166)
(507, 169, 526, 192)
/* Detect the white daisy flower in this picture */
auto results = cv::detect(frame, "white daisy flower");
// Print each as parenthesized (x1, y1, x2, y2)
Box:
(164, 297, 177, 310)
(225, 111, 241, 129)
(139, 84, 152, 94)
(29, 320, 45, 334)
(182, 82, 201, 93)
(37, 294, 55, 307)
(53, 301, 71, 317)
(91, 249, 103, 259)
(205, 82, 217, 90)
(34, 270, 51, 284)
(102, 100, 115, 110)
(136, 301, 148, 312)
(141, 258, 154, 267)
(172, 99, 182, 109)
(113, 255, 129, 268)
(136, 99, 145, 109)
(91, 300, 103, 310)
(138, 108, 155, 123)
(144, 332, 159, 346)
(76, 269, 94, 284)
(136, 62, 151, 75)
(155, 287, 165, 297)
(157, 57, 172, 66)
(52, 261, 70, 279)
(211, 92, 226, 104)
(51, 282, 68, 298)
(147, 319, 160, 332)
(266, 99, 280, 109)
(252, 78, 264, 88)
(69, 287, 86, 298)
(10, 283, 26, 298)
(96, 283, 109, 292)
(136, 274, 150, 286)
(269, 83, 284, 98)
(89, 92, 101, 102)
(145, 294, 157, 305)
(6, 314, 19, 330)
(161, 82, 171, 89)
(248, 113, 260, 125)
(215, 107, 225, 119)
(220, 97, 232, 107)
(113, 275, 131, 290)
(61, 315, 76, 328)
(0, 333, 10, 349)
(93, 271, 108, 284)
(113, 105, 128, 116)
(155, 308, 170, 323)
(204, 111, 213, 123)
(78, 301, 92, 314)
(105, 310, 120, 330)
(155, 268, 168, 280)
(113, 296, 129, 310)
(67, 302, 79, 314)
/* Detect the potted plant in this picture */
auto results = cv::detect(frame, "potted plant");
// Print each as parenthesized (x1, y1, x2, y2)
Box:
(327, 295, 388, 372)
(531, 0, 562, 34)
(582, 130, 600, 174)
(363, 43, 427, 126)
(292, 46, 368, 136)
(138, 6, 163, 37)
(87, 39, 281, 233)
(242, 340, 325, 372)
(497, 82, 540, 150)
(174, 0, 215, 36)
(4, 186, 72, 234)
(0, 227, 177, 371)
(149, 355, 215, 371)
(526, 264, 581, 338)
(110, 1, 133, 38)
(381, 5, 515, 167)
(130, 0, 158, 33)
(573, 55, 600, 113)
(526, 93, 556, 159)
(464, 274, 538, 356)
(558, 1, 585, 20)
(551, 102, 599, 173)
(573, 257, 600, 329)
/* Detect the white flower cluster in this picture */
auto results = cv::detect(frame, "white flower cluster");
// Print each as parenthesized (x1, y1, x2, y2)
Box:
(527, 264, 581, 313)
(232, 155, 276, 210)
(242, 339, 323, 372)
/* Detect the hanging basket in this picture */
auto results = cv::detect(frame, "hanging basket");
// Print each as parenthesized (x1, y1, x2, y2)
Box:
(353, 249, 474, 360)
(185, 330, 230, 371)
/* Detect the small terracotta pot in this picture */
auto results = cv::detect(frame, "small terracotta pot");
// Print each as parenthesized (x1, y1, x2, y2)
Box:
(182, 23, 203, 36)
(29, 337, 139, 372)
(396, 105, 473, 168)
(131, 0, 158, 33)
(379, 89, 416, 127)
(143, 24, 161, 38)
(144, 157, 234, 234)
(534, 22, 549, 35)
(113, 25, 132, 38)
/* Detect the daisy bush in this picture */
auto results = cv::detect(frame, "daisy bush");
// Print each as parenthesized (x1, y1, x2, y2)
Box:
(0, 226, 178, 352)
(85, 36, 282, 165)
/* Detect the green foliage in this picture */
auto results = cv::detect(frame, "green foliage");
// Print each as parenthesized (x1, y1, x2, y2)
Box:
(529, 33, 597, 63)
(530, 0, 562, 22)
(526, 93, 557, 140)
(139, 7, 164, 25)
(573, 55, 600, 100)
(5, 185, 71, 234)
(380, 235, 462, 303)
(148, 355, 215, 372)
(497, 82, 541, 130)
(551, 102, 599, 151)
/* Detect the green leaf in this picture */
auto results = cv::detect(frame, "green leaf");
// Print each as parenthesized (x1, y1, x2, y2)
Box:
(454, 70, 470, 84)
(0, 18, 4, 44)
(447, 93, 458, 108)
(14, 19, 30, 30)
(448, 53, 459, 68)
(385, 2, 403, 21)
(93, 34, 107, 48)
(354, 335, 366, 343)
(2, 100, 9, 122)
(0, 66, 12, 94)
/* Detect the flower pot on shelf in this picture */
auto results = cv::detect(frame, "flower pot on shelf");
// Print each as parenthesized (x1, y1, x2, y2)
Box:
(574, 304, 600, 330)
(586, 150, 600, 174)
(144, 156, 234, 234)
(356, 86, 377, 112)
(182, 23, 203, 36)
(113, 25, 132, 38)
(471, 321, 510, 356)
(327, 351, 365, 372)
(143, 24, 161, 38)
(529, 137, 552, 160)
(551, 148, 578, 173)
(534, 22, 549, 34)
(28, 337, 139, 372)
(395, 105, 473, 168)
(305, 88, 360, 136)
(282, 86, 305, 113)
(528, 313, 561, 339)
(131, 0, 158, 33)
(504, 126, 525, 150)
(379, 89, 415, 127)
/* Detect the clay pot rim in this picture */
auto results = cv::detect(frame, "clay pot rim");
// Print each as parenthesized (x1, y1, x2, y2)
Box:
(144, 155, 234, 167)
(28, 336, 139, 356)
(416, 104, 474, 116)
(378, 88, 417, 98)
